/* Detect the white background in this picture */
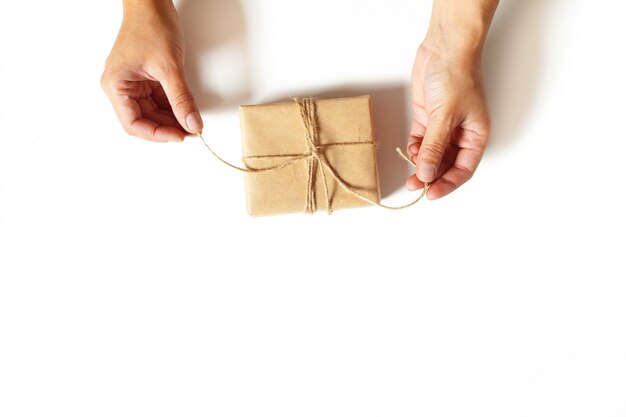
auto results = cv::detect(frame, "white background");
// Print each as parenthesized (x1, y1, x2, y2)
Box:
(1, 0, 625, 416)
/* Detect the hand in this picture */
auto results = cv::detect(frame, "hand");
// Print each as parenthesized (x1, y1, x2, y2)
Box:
(100, 0, 203, 142)
(405, 39, 491, 200)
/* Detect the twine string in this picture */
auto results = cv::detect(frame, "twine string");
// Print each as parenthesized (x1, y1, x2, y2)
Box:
(197, 97, 429, 214)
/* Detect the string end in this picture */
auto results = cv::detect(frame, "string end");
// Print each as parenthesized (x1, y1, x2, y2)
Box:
(395, 147, 416, 167)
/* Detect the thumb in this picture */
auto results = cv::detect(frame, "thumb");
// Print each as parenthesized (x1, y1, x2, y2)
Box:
(416, 118, 452, 183)
(159, 67, 203, 135)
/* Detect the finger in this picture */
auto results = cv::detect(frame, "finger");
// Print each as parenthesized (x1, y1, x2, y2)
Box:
(137, 97, 182, 128)
(406, 135, 424, 191)
(406, 148, 455, 192)
(126, 118, 187, 143)
(109, 93, 185, 142)
(150, 82, 172, 111)
(147, 95, 185, 126)
(426, 147, 483, 200)
(407, 139, 420, 160)
(407, 119, 426, 158)
(406, 174, 425, 191)
(416, 117, 453, 183)
(158, 66, 203, 135)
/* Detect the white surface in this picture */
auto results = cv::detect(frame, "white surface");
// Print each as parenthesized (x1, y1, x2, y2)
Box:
(1, 0, 625, 416)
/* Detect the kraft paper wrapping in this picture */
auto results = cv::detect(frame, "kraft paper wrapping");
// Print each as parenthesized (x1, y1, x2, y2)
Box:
(240, 95, 382, 216)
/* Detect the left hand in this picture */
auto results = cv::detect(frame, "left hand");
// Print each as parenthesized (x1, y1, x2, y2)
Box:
(100, 0, 202, 143)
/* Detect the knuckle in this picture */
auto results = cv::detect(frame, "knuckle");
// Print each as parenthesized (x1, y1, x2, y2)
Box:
(458, 165, 474, 180)
(440, 176, 460, 192)
(428, 111, 449, 124)
(483, 120, 492, 141)
(148, 62, 173, 82)
(152, 54, 184, 77)
(156, 61, 179, 78)
(122, 120, 138, 136)
(100, 71, 111, 92)
(420, 142, 446, 162)
(173, 91, 195, 109)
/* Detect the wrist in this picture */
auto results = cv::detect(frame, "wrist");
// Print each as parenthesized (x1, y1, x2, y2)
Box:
(424, 0, 498, 66)
(123, 0, 176, 19)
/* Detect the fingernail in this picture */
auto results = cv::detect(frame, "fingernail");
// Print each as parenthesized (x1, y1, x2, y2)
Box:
(409, 143, 419, 154)
(407, 181, 417, 191)
(418, 163, 436, 182)
(186, 112, 203, 134)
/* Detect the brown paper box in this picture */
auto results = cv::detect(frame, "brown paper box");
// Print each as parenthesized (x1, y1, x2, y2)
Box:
(239, 95, 382, 216)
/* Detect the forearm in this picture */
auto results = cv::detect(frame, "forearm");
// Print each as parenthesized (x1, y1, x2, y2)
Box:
(122, 0, 176, 18)
(425, 0, 499, 65)
(119, 0, 181, 47)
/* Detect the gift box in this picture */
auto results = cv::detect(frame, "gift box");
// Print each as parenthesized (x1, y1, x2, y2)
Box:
(239, 95, 382, 216)
(198, 94, 427, 216)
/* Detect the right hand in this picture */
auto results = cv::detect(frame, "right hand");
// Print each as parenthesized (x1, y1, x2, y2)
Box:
(404, 0, 498, 200)
(404, 41, 490, 200)
(100, 0, 203, 142)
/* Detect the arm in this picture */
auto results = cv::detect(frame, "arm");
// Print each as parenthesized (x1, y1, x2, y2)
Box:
(406, 0, 499, 199)
(101, 0, 203, 142)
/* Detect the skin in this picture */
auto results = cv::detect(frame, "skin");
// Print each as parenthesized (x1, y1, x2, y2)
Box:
(101, 0, 498, 199)
(406, 0, 499, 199)
(101, 0, 203, 142)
